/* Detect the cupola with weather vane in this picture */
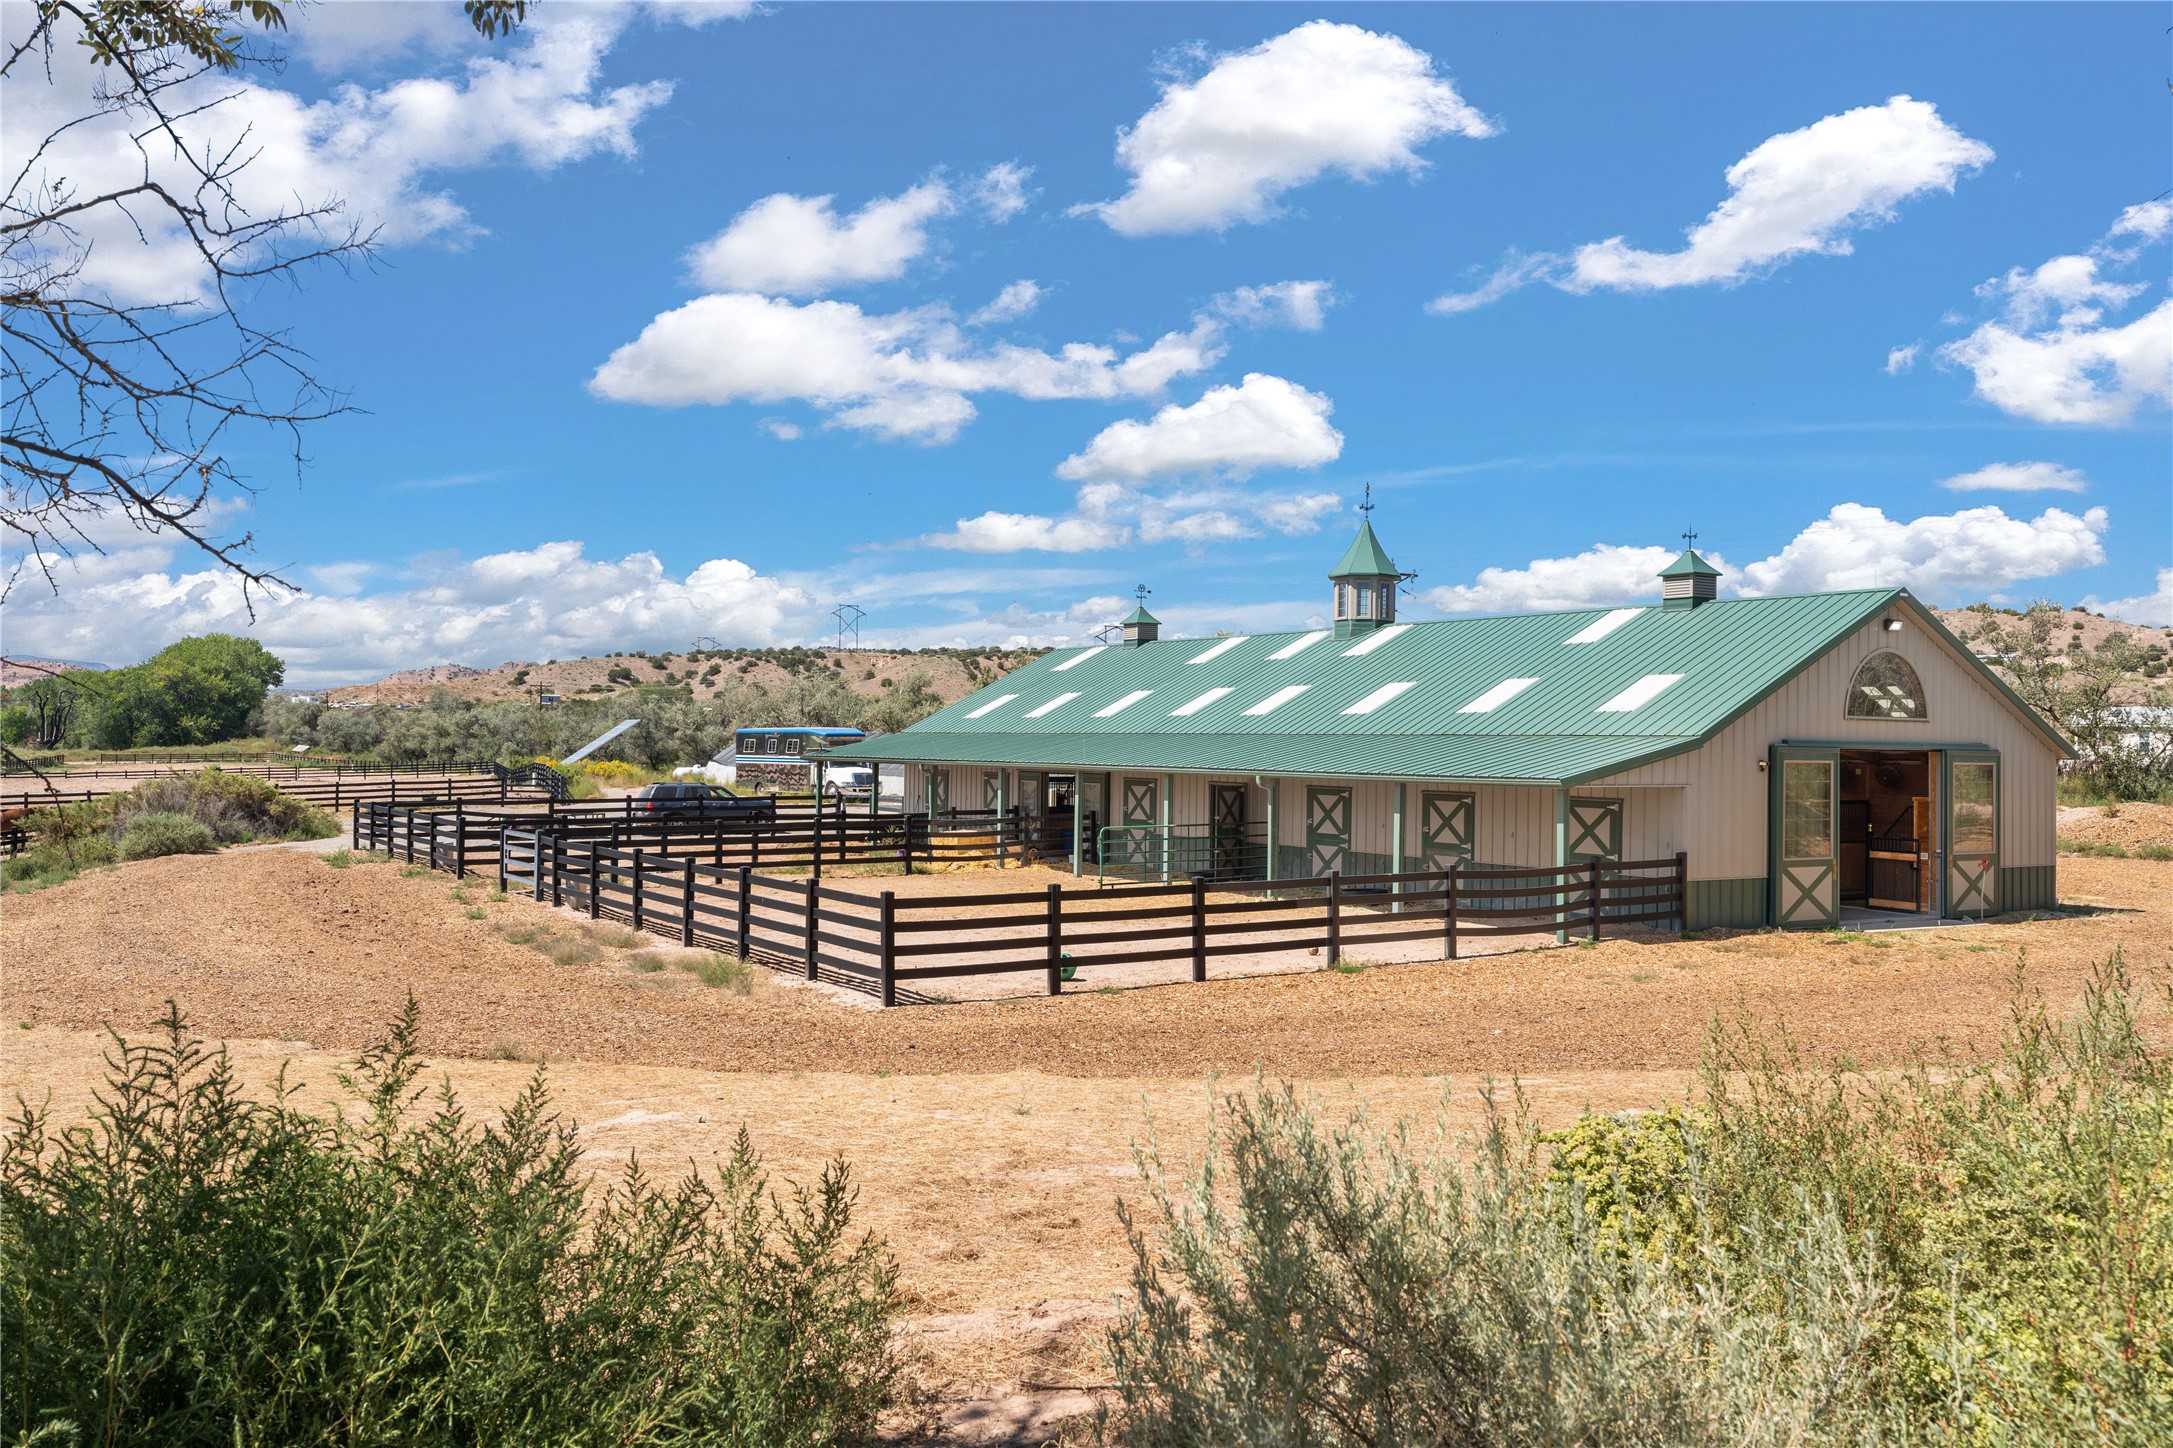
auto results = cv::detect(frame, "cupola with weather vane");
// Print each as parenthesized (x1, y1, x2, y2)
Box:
(1329, 486, 1415, 636)
(1658, 529, 1721, 610)
(1120, 584, 1161, 646)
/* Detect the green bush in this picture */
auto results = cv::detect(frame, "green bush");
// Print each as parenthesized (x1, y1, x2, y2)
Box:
(1107, 955, 2172, 1446)
(1, 1001, 903, 1446)
(0, 835, 118, 889)
(114, 812, 218, 861)
(114, 769, 338, 844)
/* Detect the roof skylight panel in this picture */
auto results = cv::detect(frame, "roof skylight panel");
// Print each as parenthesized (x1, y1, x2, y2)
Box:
(1188, 636, 1247, 664)
(1564, 608, 1644, 645)
(1596, 674, 1685, 712)
(1242, 684, 1312, 716)
(964, 693, 1019, 719)
(1023, 692, 1081, 719)
(1268, 631, 1331, 660)
(1341, 623, 1412, 657)
(1343, 681, 1418, 715)
(1050, 646, 1107, 672)
(1170, 687, 1234, 717)
(1094, 689, 1154, 717)
(1459, 677, 1539, 714)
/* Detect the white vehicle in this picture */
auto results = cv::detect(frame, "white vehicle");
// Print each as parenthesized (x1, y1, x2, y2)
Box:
(821, 765, 876, 798)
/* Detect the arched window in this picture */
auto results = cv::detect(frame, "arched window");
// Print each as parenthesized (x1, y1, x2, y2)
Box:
(1846, 651, 1926, 720)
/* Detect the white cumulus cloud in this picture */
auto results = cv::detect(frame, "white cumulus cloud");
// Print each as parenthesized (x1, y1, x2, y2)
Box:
(920, 511, 1130, 554)
(1934, 205, 2173, 426)
(1211, 279, 1337, 331)
(1431, 96, 1990, 313)
(1886, 343, 1921, 375)
(1935, 462, 2089, 494)
(967, 280, 1044, 326)
(2082, 569, 2173, 628)
(1424, 503, 2107, 614)
(1056, 373, 1343, 482)
(917, 480, 1344, 555)
(685, 182, 954, 295)
(1083, 20, 1495, 236)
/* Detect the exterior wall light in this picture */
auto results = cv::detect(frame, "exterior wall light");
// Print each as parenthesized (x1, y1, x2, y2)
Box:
(1883, 618, 1903, 632)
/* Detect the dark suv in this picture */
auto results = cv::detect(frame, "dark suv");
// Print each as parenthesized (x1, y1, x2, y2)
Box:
(630, 783, 776, 821)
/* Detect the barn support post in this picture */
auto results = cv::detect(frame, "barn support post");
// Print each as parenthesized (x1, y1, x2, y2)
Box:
(803, 878, 819, 981)
(1444, 864, 1459, 961)
(1589, 858, 1603, 941)
(996, 772, 1010, 867)
(1326, 870, 1342, 964)
(736, 867, 752, 956)
(1264, 779, 1280, 885)
(1190, 874, 1207, 983)
(683, 861, 697, 948)
(879, 891, 898, 1008)
(1390, 783, 1406, 913)
(1045, 883, 1063, 995)
(1554, 786, 1571, 945)
(1158, 773, 1174, 884)
(587, 846, 601, 920)
(631, 852, 646, 933)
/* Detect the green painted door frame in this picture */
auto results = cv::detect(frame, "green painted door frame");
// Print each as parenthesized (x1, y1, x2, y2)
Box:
(1770, 746, 1840, 928)
(1943, 749, 2000, 918)
(1305, 786, 1351, 876)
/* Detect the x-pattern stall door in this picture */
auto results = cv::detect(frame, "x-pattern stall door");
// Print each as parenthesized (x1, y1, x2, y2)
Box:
(1944, 751, 1999, 917)
(982, 771, 1001, 812)
(1568, 799, 1622, 861)
(927, 769, 949, 815)
(1419, 792, 1474, 871)
(1305, 787, 1352, 876)
(1120, 777, 1158, 868)
(1211, 784, 1250, 878)
(1771, 747, 1839, 928)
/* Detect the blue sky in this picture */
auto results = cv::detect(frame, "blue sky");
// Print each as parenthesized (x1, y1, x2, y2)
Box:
(7, 1, 2169, 684)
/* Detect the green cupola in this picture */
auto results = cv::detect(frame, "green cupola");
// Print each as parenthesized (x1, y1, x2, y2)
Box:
(1121, 602, 1160, 646)
(1329, 518, 1403, 636)
(1658, 547, 1721, 610)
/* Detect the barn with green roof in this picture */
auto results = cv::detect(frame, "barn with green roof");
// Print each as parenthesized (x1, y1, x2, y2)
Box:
(836, 524, 2068, 930)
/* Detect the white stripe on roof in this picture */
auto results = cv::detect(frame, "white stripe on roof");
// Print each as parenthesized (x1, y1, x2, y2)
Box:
(1242, 684, 1312, 716)
(1170, 687, 1234, 717)
(1597, 673, 1685, 712)
(1095, 689, 1154, 717)
(1050, 646, 1107, 672)
(1188, 636, 1248, 663)
(1023, 691, 1081, 718)
(1268, 630, 1330, 660)
(964, 693, 1018, 719)
(1343, 681, 1418, 715)
(1459, 677, 1538, 714)
(1341, 623, 1411, 657)
(1564, 607, 1644, 645)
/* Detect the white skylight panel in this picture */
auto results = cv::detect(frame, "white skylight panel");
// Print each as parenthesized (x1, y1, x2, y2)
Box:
(1459, 677, 1539, 714)
(1023, 691, 1081, 719)
(964, 693, 1019, 719)
(1564, 608, 1644, 645)
(1095, 689, 1154, 718)
(1343, 681, 1418, 716)
(1341, 623, 1412, 657)
(1242, 684, 1312, 716)
(1596, 673, 1686, 713)
(1189, 636, 1248, 663)
(1050, 646, 1107, 672)
(1170, 687, 1234, 717)
(1268, 631, 1331, 660)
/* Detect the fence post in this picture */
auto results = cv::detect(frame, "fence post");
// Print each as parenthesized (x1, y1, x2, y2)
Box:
(879, 891, 898, 1008)
(683, 860, 697, 948)
(1190, 873, 1207, 984)
(1045, 883, 1062, 995)
(751, 830, 761, 871)
(588, 846, 601, 920)
(803, 878, 819, 981)
(1675, 851, 1688, 932)
(1326, 870, 1342, 964)
(551, 836, 563, 909)
(736, 866, 752, 957)
(351, 802, 361, 851)
(453, 812, 467, 880)
(631, 852, 646, 933)
(1444, 864, 1459, 961)
(1589, 858, 1603, 941)
(811, 804, 823, 884)
(405, 806, 418, 863)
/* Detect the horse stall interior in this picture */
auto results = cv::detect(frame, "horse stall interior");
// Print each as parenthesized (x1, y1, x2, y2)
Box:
(1838, 749, 1936, 916)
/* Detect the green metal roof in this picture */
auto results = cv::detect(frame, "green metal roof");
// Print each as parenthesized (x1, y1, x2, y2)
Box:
(826, 589, 2069, 784)
(1659, 547, 1721, 578)
(1121, 604, 1160, 625)
(1328, 520, 1399, 578)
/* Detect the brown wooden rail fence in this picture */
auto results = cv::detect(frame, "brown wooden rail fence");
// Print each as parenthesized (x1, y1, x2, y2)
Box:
(495, 831, 1685, 1006)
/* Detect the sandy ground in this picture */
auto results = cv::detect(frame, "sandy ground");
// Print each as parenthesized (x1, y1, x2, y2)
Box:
(2057, 800, 2173, 852)
(4, 847, 2168, 1442)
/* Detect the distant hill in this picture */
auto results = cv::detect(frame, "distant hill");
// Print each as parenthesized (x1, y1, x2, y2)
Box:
(0, 658, 109, 688)
(1934, 606, 2170, 703)
(320, 646, 1047, 709)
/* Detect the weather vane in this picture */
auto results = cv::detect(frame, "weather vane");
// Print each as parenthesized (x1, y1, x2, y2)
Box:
(1682, 527, 1698, 549)
(1134, 584, 1152, 605)
(1359, 482, 1375, 518)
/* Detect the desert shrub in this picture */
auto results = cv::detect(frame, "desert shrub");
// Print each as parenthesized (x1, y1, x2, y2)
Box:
(115, 812, 219, 861)
(1107, 956, 2172, 1447)
(584, 923, 648, 949)
(537, 936, 603, 966)
(108, 769, 337, 844)
(687, 954, 755, 993)
(1, 834, 118, 889)
(0, 1002, 903, 1447)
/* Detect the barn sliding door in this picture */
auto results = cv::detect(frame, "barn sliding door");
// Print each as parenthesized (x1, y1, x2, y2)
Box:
(1771, 747, 1839, 928)
(1944, 751, 1999, 918)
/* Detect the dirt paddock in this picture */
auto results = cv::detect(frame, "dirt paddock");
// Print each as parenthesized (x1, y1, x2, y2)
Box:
(4, 846, 2169, 1442)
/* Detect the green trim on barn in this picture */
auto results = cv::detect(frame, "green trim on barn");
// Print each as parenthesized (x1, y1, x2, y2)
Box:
(1998, 863, 2057, 913)
(1687, 877, 1768, 931)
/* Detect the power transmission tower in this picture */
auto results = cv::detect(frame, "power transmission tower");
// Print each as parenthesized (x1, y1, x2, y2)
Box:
(831, 603, 866, 650)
